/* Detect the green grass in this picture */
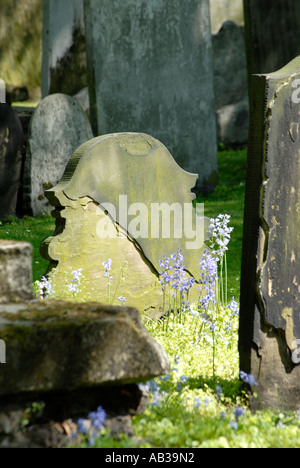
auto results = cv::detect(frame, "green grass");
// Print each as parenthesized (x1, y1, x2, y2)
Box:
(5, 148, 300, 448)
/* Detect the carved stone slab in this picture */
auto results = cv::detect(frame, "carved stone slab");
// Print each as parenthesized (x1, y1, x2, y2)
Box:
(41, 133, 209, 318)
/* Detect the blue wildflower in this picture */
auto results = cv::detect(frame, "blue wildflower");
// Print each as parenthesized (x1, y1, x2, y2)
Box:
(240, 371, 258, 387)
(234, 407, 245, 421)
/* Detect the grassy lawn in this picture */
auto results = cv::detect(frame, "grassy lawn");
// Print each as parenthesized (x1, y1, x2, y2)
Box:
(3, 148, 300, 448)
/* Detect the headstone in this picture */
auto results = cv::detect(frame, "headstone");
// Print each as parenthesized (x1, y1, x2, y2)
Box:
(212, 20, 249, 147)
(243, 0, 300, 82)
(40, 132, 209, 318)
(83, 0, 218, 194)
(0, 240, 33, 303)
(23, 93, 93, 216)
(42, 0, 87, 97)
(239, 56, 300, 410)
(0, 104, 24, 218)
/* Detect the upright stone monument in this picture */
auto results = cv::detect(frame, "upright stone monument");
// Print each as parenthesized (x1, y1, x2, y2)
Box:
(0, 104, 24, 218)
(23, 93, 93, 216)
(42, 0, 87, 97)
(83, 0, 218, 194)
(243, 0, 300, 82)
(239, 56, 300, 410)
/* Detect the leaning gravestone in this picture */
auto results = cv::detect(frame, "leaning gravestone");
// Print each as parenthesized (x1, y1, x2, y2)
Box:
(23, 93, 93, 216)
(240, 56, 300, 410)
(40, 132, 209, 318)
(0, 104, 24, 218)
(83, 0, 218, 194)
(243, 0, 300, 82)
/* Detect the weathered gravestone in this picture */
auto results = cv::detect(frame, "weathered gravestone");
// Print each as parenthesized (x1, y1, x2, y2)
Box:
(0, 104, 24, 218)
(239, 56, 300, 410)
(83, 0, 218, 194)
(40, 132, 209, 318)
(0, 238, 170, 447)
(42, 0, 87, 97)
(23, 93, 93, 216)
(243, 0, 300, 83)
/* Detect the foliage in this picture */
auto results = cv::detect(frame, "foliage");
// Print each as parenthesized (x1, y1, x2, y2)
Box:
(0, 0, 42, 96)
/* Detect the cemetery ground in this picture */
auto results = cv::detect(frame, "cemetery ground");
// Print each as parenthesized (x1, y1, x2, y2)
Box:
(2, 148, 300, 448)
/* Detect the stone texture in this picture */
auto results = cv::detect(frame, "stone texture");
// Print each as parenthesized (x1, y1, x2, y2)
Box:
(40, 132, 209, 317)
(84, 0, 218, 194)
(23, 93, 93, 216)
(0, 240, 33, 303)
(0, 300, 170, 396)
(239, 56, 300, 410)
(244, 0, 300, 81)
(42, 0, 87, 97)
(0, 104, 24, 218)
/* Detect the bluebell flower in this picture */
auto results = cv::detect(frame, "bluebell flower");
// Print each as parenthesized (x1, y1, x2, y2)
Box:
(88, 406, 106, 431)
(240, 371, 258, 387)
(77, 418, 88, 435)
(215, 385, 223, 400)
(159, 249, 195, 300)
(229, 421, 238, 430)
(103, 258, 112, 278)
(118, 296, 126, 306)
(198, 250, 218, 311)
(194, 398, 201, 409)
(234, 407, 245, 421)
(208, 214, 234, 259)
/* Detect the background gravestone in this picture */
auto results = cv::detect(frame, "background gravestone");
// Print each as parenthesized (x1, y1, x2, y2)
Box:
(23, 93, 93, 216)
(83, 0, 218, 194)
(42, 0, 87, 97)
(0, 104, 24, 218)
(243, 0, 300, 84)
(239, 56, 300, 410)
(212, 20, 249, 147)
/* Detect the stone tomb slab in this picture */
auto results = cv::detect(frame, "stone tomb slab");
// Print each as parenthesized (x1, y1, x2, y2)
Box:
(240, 56, 300, 410)
(41, 132, 210, 318)
(23, 93, 93, 216)
(0, 104, 24, 218)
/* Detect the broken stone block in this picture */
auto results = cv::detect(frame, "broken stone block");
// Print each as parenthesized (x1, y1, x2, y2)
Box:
(0, 300, 170, 397)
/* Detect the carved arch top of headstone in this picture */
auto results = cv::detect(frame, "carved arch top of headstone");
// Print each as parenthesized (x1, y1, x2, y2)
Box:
(46, 132, 209, 279)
